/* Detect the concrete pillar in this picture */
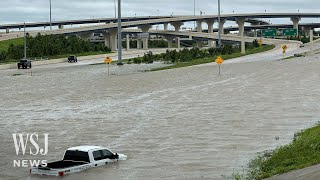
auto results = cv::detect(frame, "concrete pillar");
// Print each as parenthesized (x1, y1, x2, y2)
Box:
(206, 19, 216, 48)
(251, 22, 260, 38)
(170, 22, 183, 49)
(103, 32, 111, 48)
(143, 38, 148, 50)
(165, 36, 174, 48)
(164, 23, 169, 31)
(126, 34, 130, 51)
(109, 29, 118, 51)
(171, 22, 184, 32)
(291, 17, 300, 30)
(302, 26, 311, 36)
(58, 25, 64, 29)
(218, 19, 227, 35)
(176, 37, 181, 49)
(6, 28, 9, 33)
(138, 25, 152, 50)
(196, 40, 202, 48)
(236, 18, 246, 54)
(196, 20, 203, 32)
(310, 29, 314, 50)
(137, 39, 142, 49)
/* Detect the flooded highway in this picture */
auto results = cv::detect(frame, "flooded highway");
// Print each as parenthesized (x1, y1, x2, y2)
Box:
(1, 55, 320, 179)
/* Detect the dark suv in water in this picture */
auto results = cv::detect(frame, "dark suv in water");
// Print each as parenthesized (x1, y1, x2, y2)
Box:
(68, 55, 78, 63)
(17, 59, 32, 69)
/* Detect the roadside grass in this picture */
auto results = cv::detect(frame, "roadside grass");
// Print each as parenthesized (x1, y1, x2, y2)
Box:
(232, 123, 320, 180)
(0, 38, 23, 52)
(151, 45, 275, 71)
(12, 73, 23, 76)
(283, 56, 296, 60)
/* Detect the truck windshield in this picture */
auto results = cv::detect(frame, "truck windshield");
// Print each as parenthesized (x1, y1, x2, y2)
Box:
(63, 150, 90, 162)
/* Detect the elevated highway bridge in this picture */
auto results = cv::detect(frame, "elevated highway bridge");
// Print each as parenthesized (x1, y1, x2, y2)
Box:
(1, 13, 320, 53)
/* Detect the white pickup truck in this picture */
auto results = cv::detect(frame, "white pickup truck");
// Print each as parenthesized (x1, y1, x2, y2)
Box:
(30, 146, 127, 176)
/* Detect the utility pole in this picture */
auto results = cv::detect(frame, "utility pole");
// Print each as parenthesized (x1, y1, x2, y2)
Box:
(117, 0, 123, 65)
(24, 22, 26, 59)
(194, 0, 196, 30)
(218, 0, 221, 48)
(50, 0, 52, 30)
(114, 0, 117, 18)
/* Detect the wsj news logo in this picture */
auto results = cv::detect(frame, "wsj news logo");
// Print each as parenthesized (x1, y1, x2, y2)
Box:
(12, 133, 49, 167)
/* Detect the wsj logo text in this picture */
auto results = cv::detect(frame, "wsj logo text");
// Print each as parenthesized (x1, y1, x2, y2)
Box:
(12, 133, 49, 167)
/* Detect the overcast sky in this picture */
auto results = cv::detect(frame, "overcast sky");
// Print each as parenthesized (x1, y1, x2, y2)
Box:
(1, 0, 319, 27)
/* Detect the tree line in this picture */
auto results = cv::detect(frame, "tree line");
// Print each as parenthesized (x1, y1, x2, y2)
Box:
(0, 33, 111, 63)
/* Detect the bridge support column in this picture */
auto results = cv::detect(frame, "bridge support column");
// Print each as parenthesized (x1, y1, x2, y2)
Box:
(6, 28, 9, 33)
(171, 22, 183, 49)
(164, 35, 174, 48)
(310, 29, 314, 50)
(218, 19, 227, 35)
(302, 26, 311, 36)
(137, 39, 142, 49)
(196, 20, 203, 32)
(171, 22, 184, 32)
(291, 17, 300, 32)
(251, 22, 260, 38)
(58, 25, 64, 29)
(176, 37, 181, 49)
(196, 40, 202, 48)
(236, 18, 246, 54)
(206, 19, 216, 48)
(109, 29, 118, 51)
(126, 34, 130, 51)
(164, 23, 169, 31)
(138, 25, 152, 50)
(103, 33, 111, 48)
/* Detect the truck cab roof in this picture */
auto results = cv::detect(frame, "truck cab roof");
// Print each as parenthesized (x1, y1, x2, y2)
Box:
(67, 146, 105, 152)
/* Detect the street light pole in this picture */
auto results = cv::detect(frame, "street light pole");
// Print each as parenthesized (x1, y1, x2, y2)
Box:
(114, 0, 117, 18)
(218, 0, 221, 48)
(24, 22, 26, 59)
(50, 0, 52, 30)
(194, 0, 196, 30)
(117, 0, 123, 65)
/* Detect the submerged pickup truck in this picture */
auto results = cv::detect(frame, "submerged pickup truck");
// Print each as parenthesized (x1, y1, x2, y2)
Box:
(30, 146, 127, 176)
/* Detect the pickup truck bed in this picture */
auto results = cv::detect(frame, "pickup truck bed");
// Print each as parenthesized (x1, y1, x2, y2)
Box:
(39, 160, 88, 170)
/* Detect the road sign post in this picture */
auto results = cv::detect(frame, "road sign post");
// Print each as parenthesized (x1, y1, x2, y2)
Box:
(282, 45, 288, 60)
(258, 39, 263, 46)
(262, 29, 277, 37)
(215, 56, 224, 75)
(104, 57, 113, 75)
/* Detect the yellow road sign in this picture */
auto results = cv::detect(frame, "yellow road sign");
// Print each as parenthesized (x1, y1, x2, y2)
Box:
(282, 45, 288, 51)
(258, 39, 263, 46)
(215, 56, 224, 65)
(104, 57, 112, 64)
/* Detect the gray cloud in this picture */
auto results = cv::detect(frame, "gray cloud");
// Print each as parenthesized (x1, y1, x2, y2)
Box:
(1, 0, 319, 25)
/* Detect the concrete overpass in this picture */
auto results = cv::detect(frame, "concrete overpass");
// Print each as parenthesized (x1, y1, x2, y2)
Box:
(0, 16, 171, 31)
(2, 13, 319, 53)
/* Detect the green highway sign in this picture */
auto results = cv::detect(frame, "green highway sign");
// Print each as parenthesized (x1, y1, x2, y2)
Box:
(283, 29, 298, 36)
(262, 29, 277, 37)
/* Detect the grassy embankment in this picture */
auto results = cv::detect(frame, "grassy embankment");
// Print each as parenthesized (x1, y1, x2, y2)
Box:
(151, 45, 275, 71)
(232, 123, 320, 180)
